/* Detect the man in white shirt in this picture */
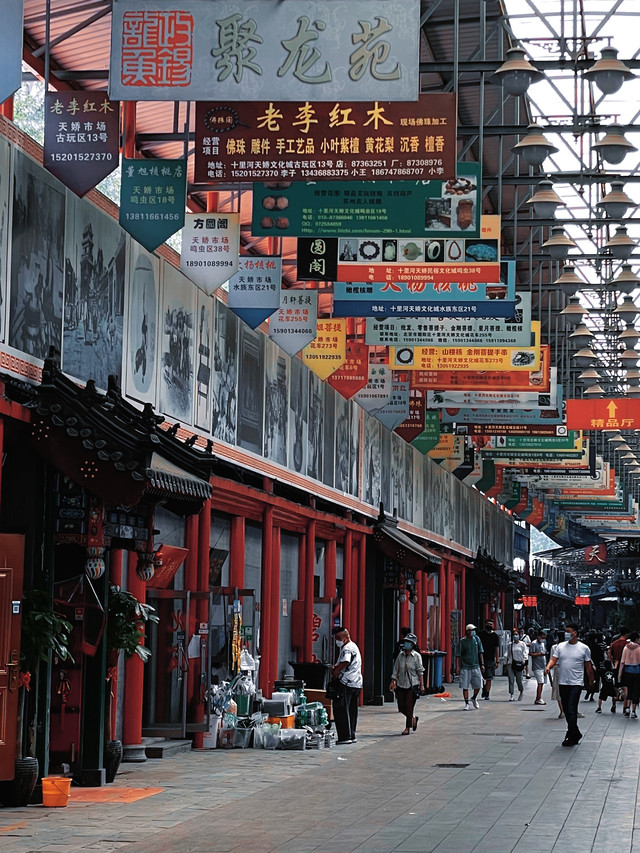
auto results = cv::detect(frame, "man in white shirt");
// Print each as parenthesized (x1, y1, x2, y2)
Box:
(545, 622, 595, 746)
(331, 626, 363, 745)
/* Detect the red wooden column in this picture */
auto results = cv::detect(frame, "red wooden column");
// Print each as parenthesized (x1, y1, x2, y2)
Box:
(270, 525, 281, 684)
(184, 515, 199, 738)
(351, 537, 359, 643)
(304, 520, 316, 662)
(122, 102, 136, 158)
(122, 551, 146, 751)
(343, 529, 353, 630)
(229, 516, 245, 588)
(439, 559, 447, 655)
(357, 533, 366, 655)
(259, 505, 274, 693)
(460, 562, 467, 625)
(192, 500, 211, 748)
(325, 539, 337, 600)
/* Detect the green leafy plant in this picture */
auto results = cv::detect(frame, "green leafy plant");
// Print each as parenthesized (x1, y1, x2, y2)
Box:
(20, 590, 74, 671)
(107, 585, 158, 662)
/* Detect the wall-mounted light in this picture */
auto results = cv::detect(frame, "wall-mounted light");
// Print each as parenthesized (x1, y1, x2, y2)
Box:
(578, 368, 602, 387)
(559, 295, 586, 326)
(513, 124, 558, 167)
(609, 263, 640, 295)
(584, 47, 636, 96)
(492, 46, 544, 96)
(569, 323, 595, 347)
(619, 346, 640, 366)
(572, 347, 598, 367)
(606, 225, 636, 260)
(614, 297, 640, 324)
(553, 264, 583, 296)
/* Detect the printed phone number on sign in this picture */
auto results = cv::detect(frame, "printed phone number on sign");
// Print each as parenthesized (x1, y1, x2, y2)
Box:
(184, 260, 234, 267)
(123, 213, 182, 221)
(49, 152, 114, 161)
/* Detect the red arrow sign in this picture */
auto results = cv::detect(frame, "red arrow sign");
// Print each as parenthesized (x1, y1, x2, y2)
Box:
(566, 398, 640, 431)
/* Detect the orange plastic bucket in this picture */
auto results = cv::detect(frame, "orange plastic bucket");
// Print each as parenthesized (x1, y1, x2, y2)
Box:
(42, 776, 71, 807)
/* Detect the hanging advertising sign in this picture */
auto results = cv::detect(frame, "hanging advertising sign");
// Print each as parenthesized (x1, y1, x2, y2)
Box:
(180, 212, 240, 295)
(193, 94, 456, 184)
(301, 319, 346, 379)
(454, 422, 565, 437)
(566, 398, 640, 431)
(119, 158, 186, 252)
(480, 432, 581, 452)
(334, 236, 500, 286)
(371, 374, 410, 430)
(426, 369, 558, 410)
(440, 405, 564, 425)
(110, 0, 420, 103)
(352, 363, 393, 413)
(44, 92, 120, 197)
(326, 342, 369, 399)
(268, 289, 318, 356)
(332, 281, 516, 319)
(411, 345, 551, 391)
(251, 163, 482, 238)
(390, 324, 541, 372)
(0, 1, 23, 104)
(228, 257, 282, 329)
(365, 288, 531, 348)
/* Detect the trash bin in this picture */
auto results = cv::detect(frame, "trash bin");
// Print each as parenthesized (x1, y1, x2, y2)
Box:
(432, 651, 445, 689)
(289, 662, 331, 689)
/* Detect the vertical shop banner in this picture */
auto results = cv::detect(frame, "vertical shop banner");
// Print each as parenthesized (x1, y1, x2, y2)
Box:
(395, 388, 426, 443)
(412, 410, 441, 454)
(119, 158, 186, 252)
(44, 92, 120, 197)
(327, 342, 370, 399)
(0, 1, 23, 104)
(180, 212, 240, 295)
(228, 257, 282, 329)
(110, 0, 420, 103)
(194, 94, 456, 183)
(252, 163, 482, 238)
(353, 362, 393, 413)
(301, 319, 346, 379)
(371, 373, 410, 430)
(268, 289, 318, 356)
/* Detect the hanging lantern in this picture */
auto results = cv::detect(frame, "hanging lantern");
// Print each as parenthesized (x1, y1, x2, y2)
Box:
(136, 551, 156, 582)
(85, 546, 106, 580)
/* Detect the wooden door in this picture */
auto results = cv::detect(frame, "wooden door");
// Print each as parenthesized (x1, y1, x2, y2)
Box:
(0, 535, 25, 781)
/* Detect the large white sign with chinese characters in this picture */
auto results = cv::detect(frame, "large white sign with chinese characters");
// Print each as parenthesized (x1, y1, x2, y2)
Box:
(268, 289, 318, 356)
(180, 212, 240, 295)
(109, 0, 419, 102)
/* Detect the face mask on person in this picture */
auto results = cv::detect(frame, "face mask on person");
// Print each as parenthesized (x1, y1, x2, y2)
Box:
(335, 639, 344, 648)
(402, 641, 413, 651)
(513, 635, 519, 642)
(471, 630, 476, 637)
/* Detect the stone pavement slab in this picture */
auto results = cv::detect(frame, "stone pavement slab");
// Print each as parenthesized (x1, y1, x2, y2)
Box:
(2, 676, 640, 852)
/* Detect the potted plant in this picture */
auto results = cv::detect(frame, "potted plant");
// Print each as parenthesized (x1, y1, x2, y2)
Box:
(0, 591, 74, 806)
(104, 585, 158, 782)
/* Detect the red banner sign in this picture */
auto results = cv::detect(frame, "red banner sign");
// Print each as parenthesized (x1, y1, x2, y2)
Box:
(194, 95, 457, 184)
(566, 398, 640, 431)
(521, 596, 537, 607)
(585, 544, 607, 564)
(574, 596, 590, 606)
(326, 342, 369, 399)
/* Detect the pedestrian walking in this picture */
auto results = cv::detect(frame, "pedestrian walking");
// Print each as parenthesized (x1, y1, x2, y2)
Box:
(506, 631, 526, 701)
(549, 631, 565, 718)
(389, 632, 425, 734)
(595, 659, 617, 714)
(530, 629, 548, 705)
(618, 631, 640, 719)
(520, 628, 532, 678)
(610, 627, 630, 712)
(478, 619, 501, 700)
(331, 626, 362, 745)
(456, 624, 484, 710)
(545, 622, 595, 746)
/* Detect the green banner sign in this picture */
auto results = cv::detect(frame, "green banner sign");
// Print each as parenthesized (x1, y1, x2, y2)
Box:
(251, 163, 481, 239)
(120, 158, 186, 252)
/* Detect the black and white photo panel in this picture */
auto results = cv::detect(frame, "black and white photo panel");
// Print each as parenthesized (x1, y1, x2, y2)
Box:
(124, 245, 160, 405)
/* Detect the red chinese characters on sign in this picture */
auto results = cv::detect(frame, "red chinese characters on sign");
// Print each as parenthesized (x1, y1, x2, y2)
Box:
(521, 596, 537, 608)
(566, 398, 640, 431)
(574, 597, 590, 606)
(121, 10, 194, 87)
(585, 544, 607, 565)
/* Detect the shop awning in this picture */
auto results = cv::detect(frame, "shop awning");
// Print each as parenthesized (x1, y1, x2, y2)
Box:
(373, 520, 442, 573)
(471, 549, 515, 591)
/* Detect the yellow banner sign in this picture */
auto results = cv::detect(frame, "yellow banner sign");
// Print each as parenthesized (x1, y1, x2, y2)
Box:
(391, 322, 540, 372)
(301, 319, 347, 380)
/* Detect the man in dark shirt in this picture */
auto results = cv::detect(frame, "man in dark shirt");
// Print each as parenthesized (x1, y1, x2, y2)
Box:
(478, 620, 501, 700)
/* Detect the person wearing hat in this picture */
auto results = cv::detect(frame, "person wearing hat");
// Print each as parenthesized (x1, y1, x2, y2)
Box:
(456, 624, 485, 710)
(390, 632, 425, 734)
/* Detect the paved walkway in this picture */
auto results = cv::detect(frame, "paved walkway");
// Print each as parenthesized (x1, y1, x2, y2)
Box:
(2, 675, 640, 853)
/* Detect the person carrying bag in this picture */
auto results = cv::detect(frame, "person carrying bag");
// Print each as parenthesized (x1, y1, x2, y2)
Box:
(507, 631, 527, 701)
(390, 632, 425, 734)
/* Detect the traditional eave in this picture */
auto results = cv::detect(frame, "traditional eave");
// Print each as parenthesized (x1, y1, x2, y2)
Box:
(21, 356, 213, 515)
(373, 511, 442, 574)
